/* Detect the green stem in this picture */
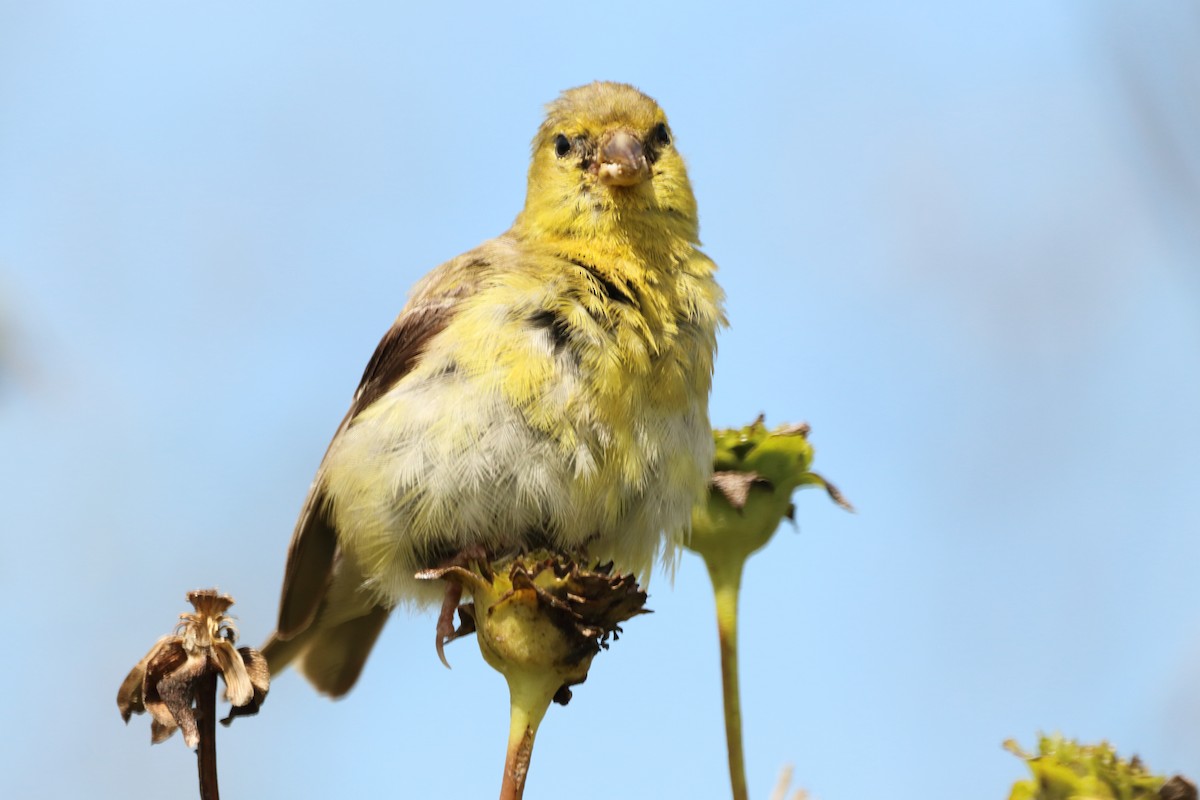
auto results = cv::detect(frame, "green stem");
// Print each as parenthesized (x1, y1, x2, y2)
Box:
(498, 672, 556, 800)
(706, 556, 749, 800)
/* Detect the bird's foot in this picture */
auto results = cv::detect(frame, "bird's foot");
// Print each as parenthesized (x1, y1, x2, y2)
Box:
(435, 582, 465, 669)
(430, 544, 489, 669)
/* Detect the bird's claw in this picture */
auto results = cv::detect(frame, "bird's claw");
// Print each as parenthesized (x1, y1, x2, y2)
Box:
(425, 544, 490, 667)
(435, 582, 465, 669)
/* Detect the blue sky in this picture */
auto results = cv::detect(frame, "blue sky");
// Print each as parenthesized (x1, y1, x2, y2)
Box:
(2, 2, 1198, 798)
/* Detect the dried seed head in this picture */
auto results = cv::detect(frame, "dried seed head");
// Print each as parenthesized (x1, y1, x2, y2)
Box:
(117, 590, 269, 747)
(419, 553, 648, 703)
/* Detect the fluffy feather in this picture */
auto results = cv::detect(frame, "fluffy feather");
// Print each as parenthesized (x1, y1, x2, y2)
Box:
(264, 82, 725, 695)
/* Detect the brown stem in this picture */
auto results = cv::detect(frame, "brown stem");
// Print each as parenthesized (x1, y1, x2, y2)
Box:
(196, 670, 220, 800)
(499, 723, 535, 800)
(496, 674, 554, 800)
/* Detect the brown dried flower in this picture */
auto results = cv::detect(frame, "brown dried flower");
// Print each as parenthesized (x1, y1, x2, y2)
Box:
(117, 590, 269, 748)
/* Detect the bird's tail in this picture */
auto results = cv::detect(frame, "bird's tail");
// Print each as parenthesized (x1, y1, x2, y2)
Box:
(262, 602, 391, 698)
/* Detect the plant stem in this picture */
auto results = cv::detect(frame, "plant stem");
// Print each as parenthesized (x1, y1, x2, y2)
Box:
(707, 557, 748, 800)
(497, 673, 556, 800)
(196, 670, 220, 800)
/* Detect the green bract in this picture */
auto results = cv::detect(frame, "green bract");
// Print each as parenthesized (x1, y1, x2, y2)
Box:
(1005, 735, 1195, 800)
(688, 417, 851, 565)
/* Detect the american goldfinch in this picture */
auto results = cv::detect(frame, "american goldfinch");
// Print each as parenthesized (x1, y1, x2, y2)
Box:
(263, 81, 725, 696)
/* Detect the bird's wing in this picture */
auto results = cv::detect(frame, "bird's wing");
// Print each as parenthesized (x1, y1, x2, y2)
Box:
(273, 252, 487, 640)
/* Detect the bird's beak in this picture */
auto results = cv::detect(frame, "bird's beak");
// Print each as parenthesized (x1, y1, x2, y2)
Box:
(597, 130, 650, 187)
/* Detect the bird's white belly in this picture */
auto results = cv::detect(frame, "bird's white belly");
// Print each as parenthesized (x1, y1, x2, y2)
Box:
(320, 363, 709, 607)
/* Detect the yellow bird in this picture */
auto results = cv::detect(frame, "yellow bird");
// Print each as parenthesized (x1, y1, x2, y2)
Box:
(263, 81, 725, 696)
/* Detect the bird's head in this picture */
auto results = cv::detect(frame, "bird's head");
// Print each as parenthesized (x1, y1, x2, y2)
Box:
(515, 82, 700, 247)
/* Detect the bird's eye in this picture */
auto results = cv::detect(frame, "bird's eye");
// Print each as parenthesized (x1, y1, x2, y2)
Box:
(554, 134, 572, 158)
(652, 123, 671, 146)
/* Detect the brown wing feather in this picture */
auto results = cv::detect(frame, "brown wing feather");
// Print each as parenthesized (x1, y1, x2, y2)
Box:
(351, 301, 458, 416)
(271, 276, 472, 645)
(274, 488, 338, 639)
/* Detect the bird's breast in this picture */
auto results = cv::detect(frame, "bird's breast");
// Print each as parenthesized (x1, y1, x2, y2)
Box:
(322, 251, 718, 606)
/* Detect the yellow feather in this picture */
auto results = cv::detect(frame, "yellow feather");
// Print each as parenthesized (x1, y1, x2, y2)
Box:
(269, 82, 725, 692)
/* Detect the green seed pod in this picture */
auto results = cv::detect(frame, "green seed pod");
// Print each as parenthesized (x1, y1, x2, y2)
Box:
(687, 417, 851, 566)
